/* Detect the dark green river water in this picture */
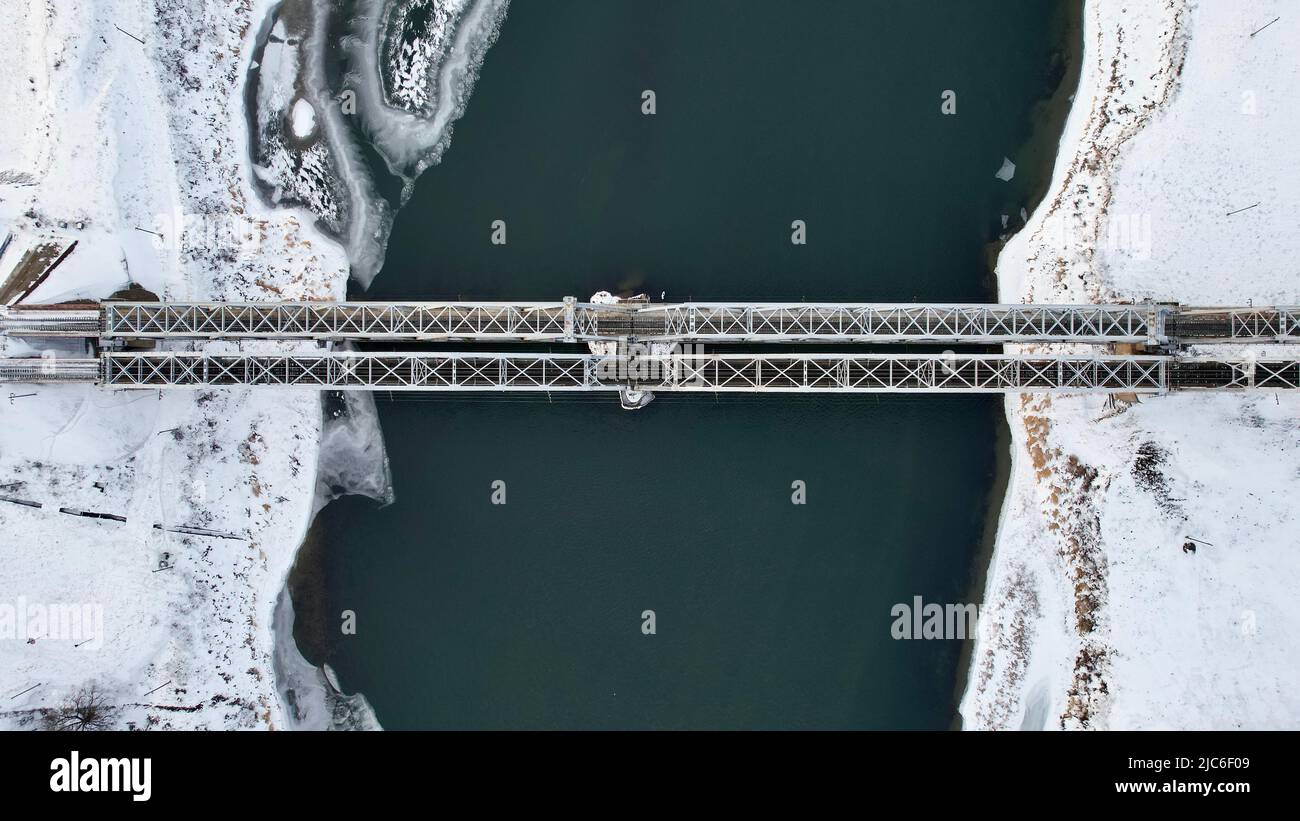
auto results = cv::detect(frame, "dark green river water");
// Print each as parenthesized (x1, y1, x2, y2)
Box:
(293, 0, 1079, 729)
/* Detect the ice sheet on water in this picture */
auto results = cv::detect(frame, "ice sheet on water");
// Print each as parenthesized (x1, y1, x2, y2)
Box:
(252, 1, 509, 287)
(342, 0, 510, 182)
(314, 388, 394, 515)
(272, 587, 382, 730)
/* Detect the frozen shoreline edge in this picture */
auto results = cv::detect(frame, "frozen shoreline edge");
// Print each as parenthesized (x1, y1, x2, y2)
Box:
(963, 0, 1300, 730)
(265, 0, 509, 729)
(955, 0, 1086, 729)
(237, 0, 377, 730)
(960, 0, 1116, 731)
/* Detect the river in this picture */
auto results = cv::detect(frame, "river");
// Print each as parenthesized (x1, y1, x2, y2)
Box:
(290, 0, 1080, 729)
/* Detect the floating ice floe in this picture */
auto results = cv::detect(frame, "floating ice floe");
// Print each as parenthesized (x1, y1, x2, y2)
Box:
(995, 156, 1016, 182)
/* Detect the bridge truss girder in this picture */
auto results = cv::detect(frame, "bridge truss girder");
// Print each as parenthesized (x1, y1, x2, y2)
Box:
(8, 353, 1298, 393)
(99, 302, 594, 342)
(92, 352, 1184, 393)
(94, 301, 1164, 343)
(4, 301, 1297, 344)
(638, 303, 1158, 343)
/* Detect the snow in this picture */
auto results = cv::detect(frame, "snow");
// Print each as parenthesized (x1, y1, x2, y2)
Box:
(5, 0, 1294, 733)
(290, 98, 317, 139)
(963, 0, 1300, 730)
(343, 0, 509, 183)
(380, 0, 471, 113)
(250, 4, 347, 229)
(0, 0, 510, 730)
(0, 0, 183, 301)
(0, 0, 507, 731)
(0, 0, 349, 729)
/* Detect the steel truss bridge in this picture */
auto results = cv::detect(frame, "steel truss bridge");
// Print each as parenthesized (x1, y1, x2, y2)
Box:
(0, 352, 1296, 395)
(2, 300, 1298, 344)
(1, 298, 1298, 398)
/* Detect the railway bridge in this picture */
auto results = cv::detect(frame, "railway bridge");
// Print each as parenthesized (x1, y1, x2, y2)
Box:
(2, 299, 1297, 344)
(1, 298, 1298, 404)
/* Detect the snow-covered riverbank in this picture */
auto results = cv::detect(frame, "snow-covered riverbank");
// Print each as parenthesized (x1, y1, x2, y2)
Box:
(964, 0, 1300, 729)
(1, 0, 507, 730)
(0, 0, 350, 729)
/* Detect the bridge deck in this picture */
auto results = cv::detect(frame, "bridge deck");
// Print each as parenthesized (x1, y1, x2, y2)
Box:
(93, 301, 1163, 343)
(4, 352, 1297, 393)
(3, 301, 1297, 344)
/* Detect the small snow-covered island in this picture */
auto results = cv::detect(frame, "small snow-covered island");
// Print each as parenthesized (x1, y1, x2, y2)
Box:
(0, 0, 1296, 732)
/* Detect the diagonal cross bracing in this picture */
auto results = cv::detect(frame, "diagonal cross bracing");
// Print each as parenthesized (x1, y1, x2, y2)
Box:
(93, 352, 1182, 393)
(6, 301, 1297, 345)
(94, 301, 1163, 343)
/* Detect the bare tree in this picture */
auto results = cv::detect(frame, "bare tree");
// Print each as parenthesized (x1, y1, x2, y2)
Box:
(42, 684, 116, 731)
